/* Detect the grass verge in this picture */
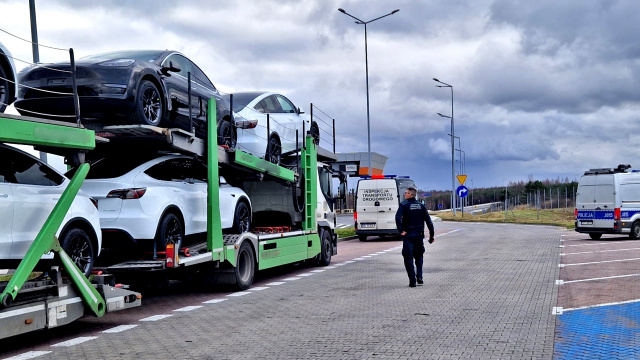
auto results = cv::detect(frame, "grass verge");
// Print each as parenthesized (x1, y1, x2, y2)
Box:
(432, 207, 575, 229)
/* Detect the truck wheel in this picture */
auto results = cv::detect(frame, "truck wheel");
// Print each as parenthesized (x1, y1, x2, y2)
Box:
(156, 213, 183, 253)
(232, 201, 251, 234)
(588, 233, 602, 240)
(318, 229, 332, 266)
(61, 228, 94, 277)
(358, 235, 367, 242)
(631, 222, 640, 239)
(235, 241, 255, 290)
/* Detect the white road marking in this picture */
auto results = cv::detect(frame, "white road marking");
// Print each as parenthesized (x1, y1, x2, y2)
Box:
(265, 281, 285, 285)
(102, 325, 138, 333)
(227, 291, 252, 297)
(2, 351, 52, 359)
(282, 277, 301, 281)
(51, 336, 97, 347)
(556, 298, 640, 314)
(174, 306, 202, 312)
(558, 272, 640, 284)
(563, 241, 631, 247)
(298, 273, 314, 277)
(203, 298, 227, 304)
(559, 257, 640, 267)
(250, 287, 269, 291)
(140, 314, 173, 322)
(311, 270, 326, 273)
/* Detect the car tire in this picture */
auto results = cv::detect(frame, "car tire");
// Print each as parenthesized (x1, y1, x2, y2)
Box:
(218, 119, 237, 148)
(0, 62, 13, 113)
(358, 235, 367, 242)
(156, 213, 183, 253)
(61, 227, 94, 277)
(310, 121, 320, 145)
(234, 241, 255, 291)
(318, 229, 332, 266)
(588, 233, 602, 240)
(128, 80, 163, 126)
(631, 222, 640, 239)
(232, 201, 251, 234)
(265, 134, 281, 164)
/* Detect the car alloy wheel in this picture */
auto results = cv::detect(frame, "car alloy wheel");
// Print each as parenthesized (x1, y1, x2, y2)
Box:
(61, 228, 95, 277)
(129, 80, 163, 126)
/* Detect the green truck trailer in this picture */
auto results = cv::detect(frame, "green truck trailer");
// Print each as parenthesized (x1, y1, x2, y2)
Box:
(96, 98, 346, 290)
(0, 97, 345, 339)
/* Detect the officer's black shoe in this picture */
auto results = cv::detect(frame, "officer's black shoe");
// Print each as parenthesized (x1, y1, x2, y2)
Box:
(409, 283, 416, 288)
(417, 278, 424, 285)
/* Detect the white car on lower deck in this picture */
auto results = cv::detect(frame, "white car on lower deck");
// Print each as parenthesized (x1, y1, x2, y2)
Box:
(66, 154, 251, 253)
(0, 143, 101, 276)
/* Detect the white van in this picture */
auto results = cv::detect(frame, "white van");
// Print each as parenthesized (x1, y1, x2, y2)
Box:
(575, 164, 640, 239)
(354, 175, 417, 241)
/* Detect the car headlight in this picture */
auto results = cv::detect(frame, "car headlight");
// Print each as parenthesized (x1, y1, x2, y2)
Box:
(99, 59, 135, 67)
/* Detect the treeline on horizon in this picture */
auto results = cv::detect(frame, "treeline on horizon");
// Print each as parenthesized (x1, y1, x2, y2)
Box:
(421, 177, 579, 211)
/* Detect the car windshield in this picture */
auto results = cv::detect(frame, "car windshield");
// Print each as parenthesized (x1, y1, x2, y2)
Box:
(81, 50, 166, 63)
(65, 154, 161, 179)
(224, 92, 263, 112)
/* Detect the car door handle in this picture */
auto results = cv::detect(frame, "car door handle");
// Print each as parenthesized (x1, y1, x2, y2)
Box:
(0, 194, 8, 198)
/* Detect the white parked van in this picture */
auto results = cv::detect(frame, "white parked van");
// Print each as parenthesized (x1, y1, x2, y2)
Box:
(575, 164, 640, 239)
(354, 175, 417, 241)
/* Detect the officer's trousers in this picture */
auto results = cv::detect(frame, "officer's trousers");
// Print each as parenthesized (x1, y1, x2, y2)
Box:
(402, 235, 425, 283)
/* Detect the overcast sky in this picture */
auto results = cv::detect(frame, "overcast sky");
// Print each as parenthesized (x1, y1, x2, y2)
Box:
(2, 0, 639, 191)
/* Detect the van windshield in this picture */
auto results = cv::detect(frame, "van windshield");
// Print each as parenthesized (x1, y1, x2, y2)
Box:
(397, 178, 417, 196)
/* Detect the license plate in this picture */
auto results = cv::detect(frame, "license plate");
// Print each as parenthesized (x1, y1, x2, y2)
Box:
(360, 223, 376, 229)
(48, 78, 66, 86)
(581, 220, 593, 225)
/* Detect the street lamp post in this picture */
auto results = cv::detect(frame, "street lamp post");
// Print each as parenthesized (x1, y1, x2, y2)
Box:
(339, 8, 399, 176)
(438, 112, 455, 215)
(434, 78, 454, 215)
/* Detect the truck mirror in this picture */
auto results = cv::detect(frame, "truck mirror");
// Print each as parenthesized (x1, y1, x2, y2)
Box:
(338, 182, 346, 200)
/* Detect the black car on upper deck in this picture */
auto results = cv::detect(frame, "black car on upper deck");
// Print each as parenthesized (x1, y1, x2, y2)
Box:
(14, 49, 236, 146)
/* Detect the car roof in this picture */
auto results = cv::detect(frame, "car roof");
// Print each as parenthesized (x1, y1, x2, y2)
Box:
(80, 49, 176, 62)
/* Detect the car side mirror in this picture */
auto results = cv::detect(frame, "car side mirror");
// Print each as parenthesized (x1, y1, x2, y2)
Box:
(297, 107, 305, 115)
(162, 61, 181, 74)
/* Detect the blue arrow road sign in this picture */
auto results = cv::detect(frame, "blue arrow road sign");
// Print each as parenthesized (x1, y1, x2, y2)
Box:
(456, 185, 469, 198)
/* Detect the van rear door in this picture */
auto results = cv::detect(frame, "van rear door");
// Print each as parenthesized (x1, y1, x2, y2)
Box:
(576, 174, 615, 229)
(356, 179, 399, 231)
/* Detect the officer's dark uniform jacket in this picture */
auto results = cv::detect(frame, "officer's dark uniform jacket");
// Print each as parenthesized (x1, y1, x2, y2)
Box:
(395, 197, 434, 238)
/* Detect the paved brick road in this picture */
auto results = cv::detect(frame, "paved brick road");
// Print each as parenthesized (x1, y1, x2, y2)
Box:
(2, 222, 562, 360)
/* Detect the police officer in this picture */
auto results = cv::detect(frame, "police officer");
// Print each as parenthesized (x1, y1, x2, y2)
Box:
(395, 187, 435, 287)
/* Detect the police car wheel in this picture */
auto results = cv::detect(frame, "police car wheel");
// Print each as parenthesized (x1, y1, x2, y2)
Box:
(588, 233, 602, 240)
(631, 222, 640, 240)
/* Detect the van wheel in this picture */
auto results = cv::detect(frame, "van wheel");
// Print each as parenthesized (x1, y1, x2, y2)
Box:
(589, 233, 602, 240)
(631, 222, 640, 239)
(358, 235, 367, 242)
